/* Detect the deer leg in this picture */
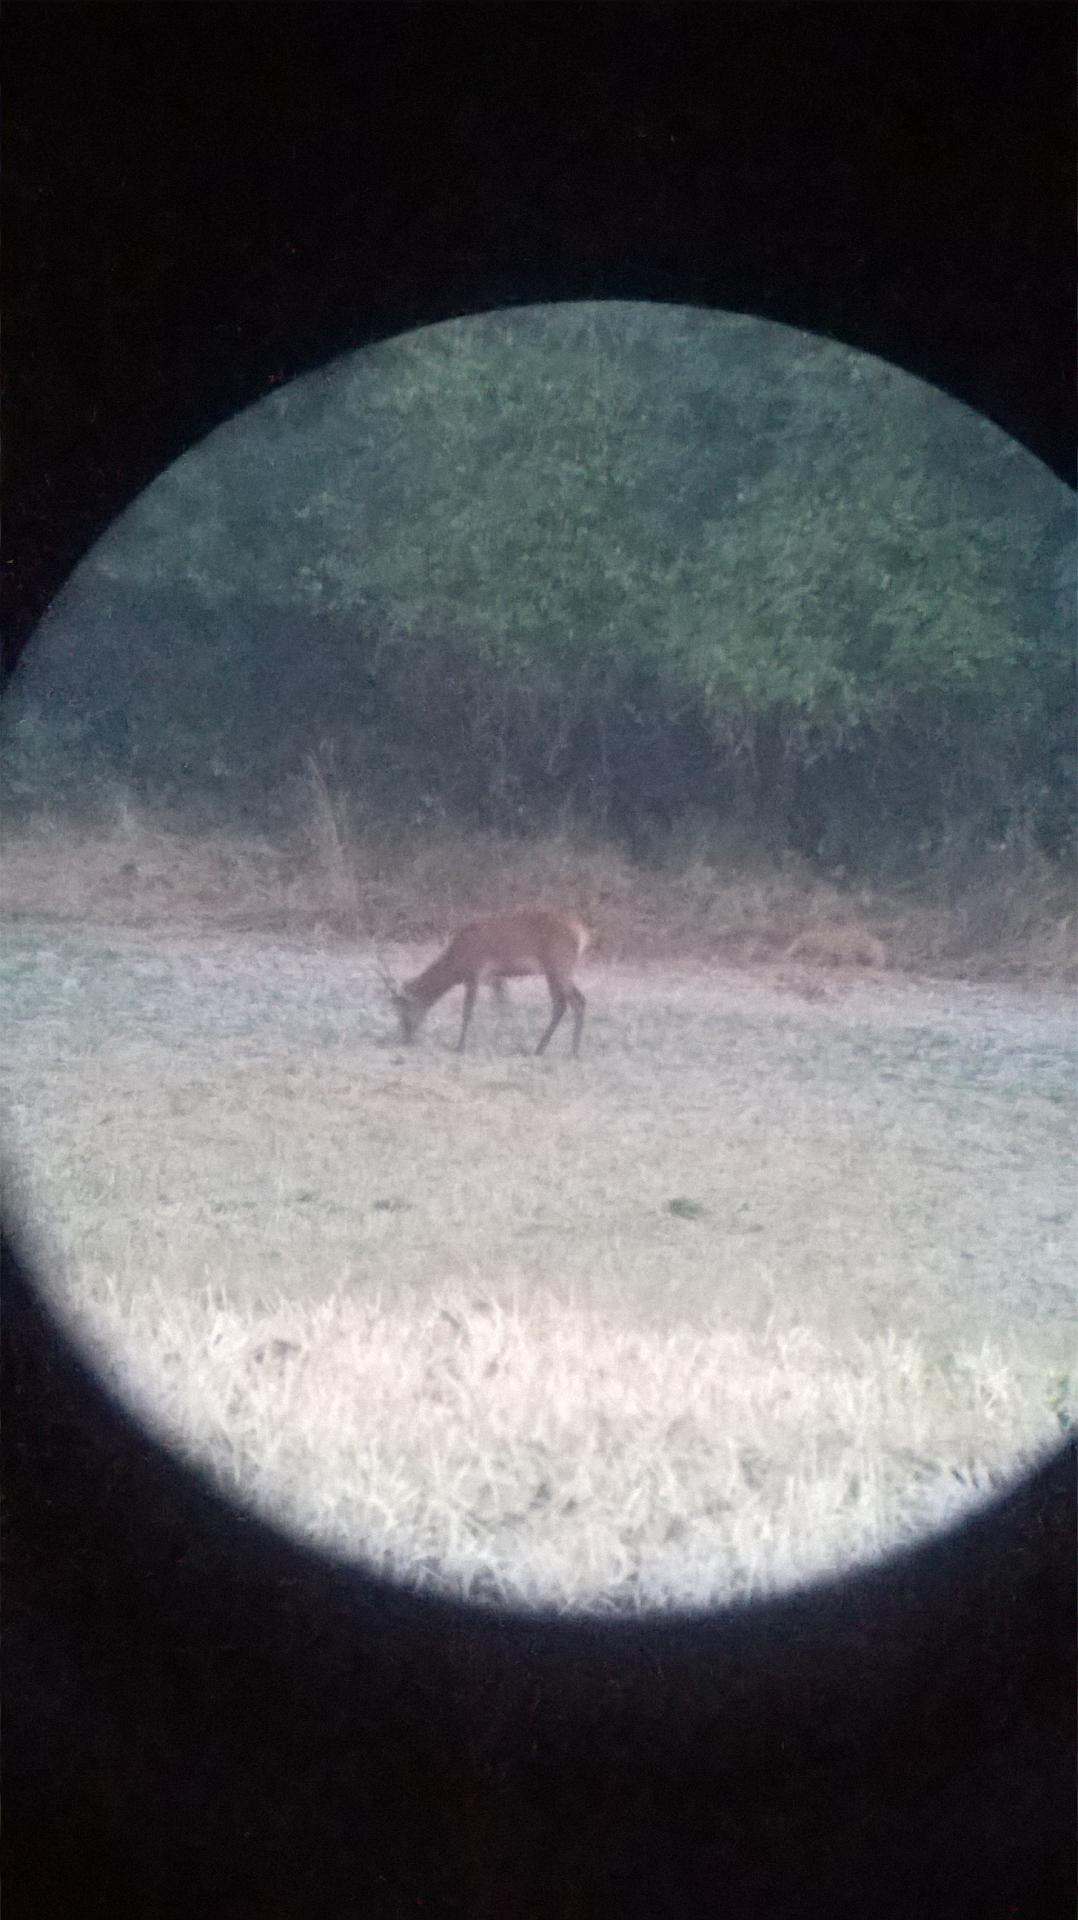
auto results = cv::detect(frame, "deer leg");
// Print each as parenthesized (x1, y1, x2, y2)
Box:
(457, 977, 479, 1052)
(536, 978, 568, 1055)
(490, 976, 509, 1008)
(568, 984, 586, 1058)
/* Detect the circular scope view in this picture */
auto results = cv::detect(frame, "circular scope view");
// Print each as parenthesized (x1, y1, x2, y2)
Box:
(2, 300, 1074, 1613)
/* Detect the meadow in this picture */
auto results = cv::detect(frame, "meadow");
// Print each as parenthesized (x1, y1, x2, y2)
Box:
(3, 895, 1074, 1613)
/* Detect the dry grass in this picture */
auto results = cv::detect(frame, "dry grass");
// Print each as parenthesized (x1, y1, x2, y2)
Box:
(43, 1265, 1070, 1616)
(4, 795, 1076, 983)
(3, 904, 1074, 1613)
(784, 924, 888, 970)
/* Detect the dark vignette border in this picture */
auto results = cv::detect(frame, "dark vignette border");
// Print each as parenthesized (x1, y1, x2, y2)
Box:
(3, 7, 1076, 1917)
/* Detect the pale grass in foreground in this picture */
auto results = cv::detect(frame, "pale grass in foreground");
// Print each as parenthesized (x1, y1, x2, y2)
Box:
(5, 915, 1074, 1608)
(60, 1272, 1071, 1614)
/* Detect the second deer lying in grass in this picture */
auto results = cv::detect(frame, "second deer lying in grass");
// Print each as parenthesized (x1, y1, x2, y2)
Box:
(388, 911, 590, 1056)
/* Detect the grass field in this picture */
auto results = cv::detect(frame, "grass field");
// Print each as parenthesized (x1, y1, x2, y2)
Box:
(3, 915, 1075, 1612)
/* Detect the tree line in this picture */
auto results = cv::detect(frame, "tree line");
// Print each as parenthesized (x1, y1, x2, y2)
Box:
(6, 305, 1072, 873)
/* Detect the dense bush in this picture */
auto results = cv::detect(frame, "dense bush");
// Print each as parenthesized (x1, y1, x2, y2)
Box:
(5, 306, 1073, 874)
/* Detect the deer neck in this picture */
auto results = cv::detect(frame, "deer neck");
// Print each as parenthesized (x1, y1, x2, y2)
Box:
(405, 950, 465, 1011)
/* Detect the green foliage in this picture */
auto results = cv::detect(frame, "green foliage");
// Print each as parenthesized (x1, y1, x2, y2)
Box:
(7, 302, 1073, 865)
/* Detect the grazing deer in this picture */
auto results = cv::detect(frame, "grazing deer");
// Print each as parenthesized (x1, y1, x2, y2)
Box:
(385, 911, 590, 1056)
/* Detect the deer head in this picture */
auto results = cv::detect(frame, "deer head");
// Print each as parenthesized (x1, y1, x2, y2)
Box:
(391, 985, 424, 1044)
(375, 947, 421, 1044)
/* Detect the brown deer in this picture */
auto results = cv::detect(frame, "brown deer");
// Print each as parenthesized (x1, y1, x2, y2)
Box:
(385, 911, 590, 1056)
